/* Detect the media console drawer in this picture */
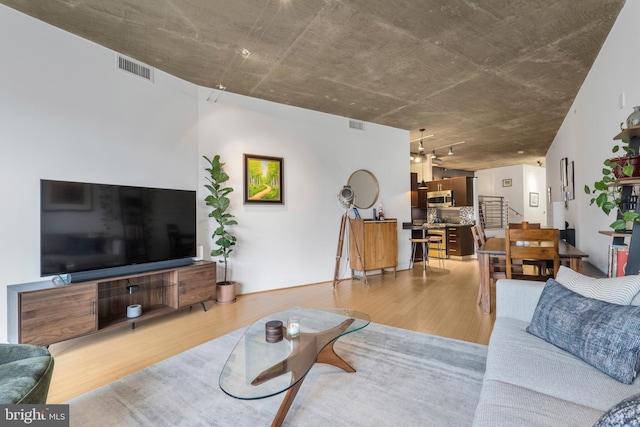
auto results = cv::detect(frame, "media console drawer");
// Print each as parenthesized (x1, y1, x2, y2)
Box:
(177, 262, 217, 308)
(19, 283, 97, 345)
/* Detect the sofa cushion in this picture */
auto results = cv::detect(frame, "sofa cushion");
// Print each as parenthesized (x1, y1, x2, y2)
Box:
(485, 317, 640, 412)
(594, 392, 640, 427)
(555, 265, 640, 305)
(527, 279, 640, 384)
(472, 379, 604, 427)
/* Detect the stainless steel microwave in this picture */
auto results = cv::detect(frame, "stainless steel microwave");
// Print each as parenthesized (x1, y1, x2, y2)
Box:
(427, 190, 453, 207)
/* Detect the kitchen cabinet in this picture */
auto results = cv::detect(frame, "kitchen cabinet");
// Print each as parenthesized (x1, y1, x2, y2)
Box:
(428, 179, 451, 192)
(449, 177, 474, 206)
(411, 172, 428, 208)
(411, 172, 418, 207)
(446, 225, 474, 258)
(427, 177, 473, 206)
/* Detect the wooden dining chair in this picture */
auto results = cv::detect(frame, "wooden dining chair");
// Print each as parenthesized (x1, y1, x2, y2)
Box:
(505, 228, 559, 281)
(471, 225, 484, 249)
(472, 225, 506, 303)
(476, 223, 487, 243)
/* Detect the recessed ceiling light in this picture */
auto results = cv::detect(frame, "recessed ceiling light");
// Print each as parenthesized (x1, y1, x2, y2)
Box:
(518, 150, 524, 154)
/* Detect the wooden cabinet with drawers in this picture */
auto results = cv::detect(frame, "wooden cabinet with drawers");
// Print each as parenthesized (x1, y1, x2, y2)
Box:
(446, 225, 474, 258)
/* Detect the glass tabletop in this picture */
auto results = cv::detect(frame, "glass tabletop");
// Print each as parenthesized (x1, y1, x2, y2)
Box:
(219, 306, 370, 400)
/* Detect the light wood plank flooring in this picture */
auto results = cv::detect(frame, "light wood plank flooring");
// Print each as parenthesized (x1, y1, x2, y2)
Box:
(46, 258, 495, 404)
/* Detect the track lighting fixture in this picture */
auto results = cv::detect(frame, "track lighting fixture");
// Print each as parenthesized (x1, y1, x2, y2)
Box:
(431, 150, 437, 159)
(448, 146, 453, 156)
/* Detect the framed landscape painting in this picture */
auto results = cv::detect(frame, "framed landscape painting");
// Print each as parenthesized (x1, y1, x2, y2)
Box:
(244, 154, 284, 204)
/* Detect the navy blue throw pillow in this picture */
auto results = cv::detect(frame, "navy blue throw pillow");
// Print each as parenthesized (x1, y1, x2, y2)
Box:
(594, 392, 640, 427)
(526, 279, 640, 384)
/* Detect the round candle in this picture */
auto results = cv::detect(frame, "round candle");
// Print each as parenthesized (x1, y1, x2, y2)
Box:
(287, 317, 300, 337)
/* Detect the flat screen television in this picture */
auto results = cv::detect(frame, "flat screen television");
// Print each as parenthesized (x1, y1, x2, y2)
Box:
(41, 179, 196, 282)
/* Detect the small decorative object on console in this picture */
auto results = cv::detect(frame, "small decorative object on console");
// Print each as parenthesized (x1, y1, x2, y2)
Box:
(265, 320, 283, 343)
(287, 317, 300, 338)
(126, 304, 142, 318)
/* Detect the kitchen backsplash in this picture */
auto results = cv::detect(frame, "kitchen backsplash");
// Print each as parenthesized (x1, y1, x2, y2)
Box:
(427, 206, 475, 224)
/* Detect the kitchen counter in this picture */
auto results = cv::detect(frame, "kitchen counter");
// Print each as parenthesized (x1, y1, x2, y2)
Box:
(402, 222, 474, 230)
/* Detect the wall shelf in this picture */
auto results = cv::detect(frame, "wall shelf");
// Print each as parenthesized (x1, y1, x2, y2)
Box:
(602, 127, 640, 276)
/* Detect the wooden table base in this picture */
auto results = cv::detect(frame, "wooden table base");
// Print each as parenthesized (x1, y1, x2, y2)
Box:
(251, 319, 357, 427)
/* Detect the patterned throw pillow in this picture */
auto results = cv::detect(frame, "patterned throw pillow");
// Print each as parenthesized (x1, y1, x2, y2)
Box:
(555, 265, 640, 305)
(527, 279, 640, 384)
(594, 392, 640, 427)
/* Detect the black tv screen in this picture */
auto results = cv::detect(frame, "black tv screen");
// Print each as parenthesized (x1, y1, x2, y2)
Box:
(41, 179, 196, 279)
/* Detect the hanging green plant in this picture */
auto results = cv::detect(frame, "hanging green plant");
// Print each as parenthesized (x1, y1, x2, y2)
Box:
(585, 136, 640, 230)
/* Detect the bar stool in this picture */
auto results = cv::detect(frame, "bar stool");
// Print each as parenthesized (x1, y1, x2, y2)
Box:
(409, 237, 430, 270)
(427, 235, 445, 269)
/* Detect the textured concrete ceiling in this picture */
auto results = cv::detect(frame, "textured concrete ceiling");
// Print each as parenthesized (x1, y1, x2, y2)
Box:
(1, 0, 625, 171)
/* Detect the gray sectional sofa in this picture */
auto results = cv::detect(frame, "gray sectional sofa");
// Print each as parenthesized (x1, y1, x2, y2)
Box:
(473, 277, 640, 426)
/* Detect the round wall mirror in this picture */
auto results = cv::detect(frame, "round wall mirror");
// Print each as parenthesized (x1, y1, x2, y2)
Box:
(347, 169, 379, 209)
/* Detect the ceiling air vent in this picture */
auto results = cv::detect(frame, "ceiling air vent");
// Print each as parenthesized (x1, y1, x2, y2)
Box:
(349, 119, 365, 131)
(116, 54, 154, 82)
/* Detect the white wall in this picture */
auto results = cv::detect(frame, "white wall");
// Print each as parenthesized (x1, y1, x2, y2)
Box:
(522, 165, 547, 225)
(546, 0, 640, 273)
(475, 164, 547, 226)
(409, 156, 433, 182)
(197, 89, 411, 293)
(0, 5, 198, 343)
(0, 5, 411, 342)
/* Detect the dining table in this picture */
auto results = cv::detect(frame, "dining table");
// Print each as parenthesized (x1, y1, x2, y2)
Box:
(476, 237, 588, 314)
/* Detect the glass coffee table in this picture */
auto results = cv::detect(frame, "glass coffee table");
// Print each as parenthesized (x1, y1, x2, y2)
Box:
(219, 306, 370, 427)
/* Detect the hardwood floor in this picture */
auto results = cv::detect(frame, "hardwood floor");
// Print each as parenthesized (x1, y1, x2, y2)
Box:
(46, 258, 495, 404)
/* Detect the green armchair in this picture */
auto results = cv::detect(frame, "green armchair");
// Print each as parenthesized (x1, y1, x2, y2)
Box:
(0, 344, 54, 404)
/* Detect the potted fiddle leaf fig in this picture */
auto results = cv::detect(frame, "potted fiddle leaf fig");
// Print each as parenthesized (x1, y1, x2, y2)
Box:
(204, 155, 238, 303)
(585, 135, 640, 230)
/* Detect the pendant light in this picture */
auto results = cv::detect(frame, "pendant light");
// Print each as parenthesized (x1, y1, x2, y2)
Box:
(448, 146, 454, 156)
(418, 156, 428, 189)
(417, 128, 428, 189)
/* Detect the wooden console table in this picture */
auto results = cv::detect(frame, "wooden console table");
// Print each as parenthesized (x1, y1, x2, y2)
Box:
(7, 261, 216, 346)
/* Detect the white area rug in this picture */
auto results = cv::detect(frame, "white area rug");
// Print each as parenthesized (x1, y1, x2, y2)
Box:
(67, 322, 487, 426)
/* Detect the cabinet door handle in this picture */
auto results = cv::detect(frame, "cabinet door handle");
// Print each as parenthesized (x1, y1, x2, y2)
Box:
(91, 300, 95, 315)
